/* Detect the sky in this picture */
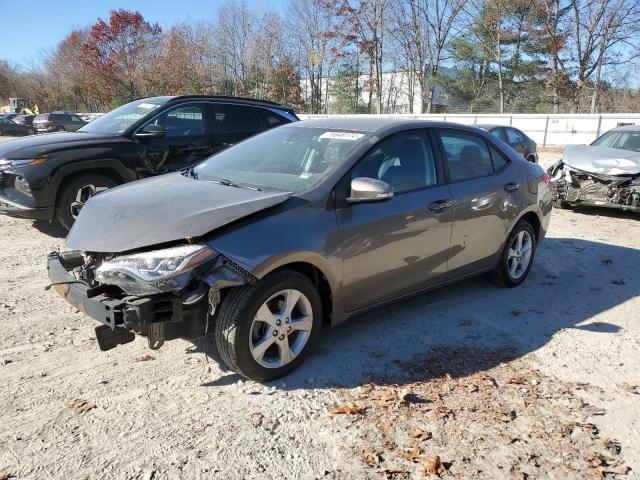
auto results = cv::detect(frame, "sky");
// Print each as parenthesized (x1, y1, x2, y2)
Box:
(0, 0, 285, 66)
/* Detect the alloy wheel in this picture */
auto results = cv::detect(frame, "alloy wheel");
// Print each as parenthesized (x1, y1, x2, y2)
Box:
(70, 184, 109, 219)
(249, 289, 313, 369)
(507, 230, 533, 279)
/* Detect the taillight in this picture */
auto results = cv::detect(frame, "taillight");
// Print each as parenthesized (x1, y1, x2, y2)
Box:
(542, 173, 552, 185)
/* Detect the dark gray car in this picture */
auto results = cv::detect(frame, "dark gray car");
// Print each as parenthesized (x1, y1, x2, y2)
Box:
(476, 124, 538, 163)
(33, 112, 87, 133)
(48, 118, 552, 381)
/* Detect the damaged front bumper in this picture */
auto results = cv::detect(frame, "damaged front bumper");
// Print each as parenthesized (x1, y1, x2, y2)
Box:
(549, 162, 640, 212)
(47, 251, 209, 351)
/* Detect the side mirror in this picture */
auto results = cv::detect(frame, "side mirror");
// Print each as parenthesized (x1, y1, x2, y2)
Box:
(135, 123, 165, 139)
(347, 177, 394, 203)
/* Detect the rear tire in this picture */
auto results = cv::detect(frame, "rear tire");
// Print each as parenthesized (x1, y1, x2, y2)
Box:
(215, 271, 323, 382)
(55, 126, 65, 132)
(27, 128, 35, 135)
(491, 220, 537, 288)
(55, 173, 117, 230)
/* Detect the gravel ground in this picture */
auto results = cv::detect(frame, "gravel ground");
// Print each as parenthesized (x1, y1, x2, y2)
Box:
(0, 140, 639, 479)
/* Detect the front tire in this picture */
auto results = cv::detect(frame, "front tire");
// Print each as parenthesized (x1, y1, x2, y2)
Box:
(215, 271, 323, 382)
(491, 220, 537, 287)
(55, 173, 117, 230)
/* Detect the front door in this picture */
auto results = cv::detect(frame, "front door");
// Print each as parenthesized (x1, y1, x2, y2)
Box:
(336, 130, 453, 312)
(435, 129, 523, 278)
(141, 103, 213, 174)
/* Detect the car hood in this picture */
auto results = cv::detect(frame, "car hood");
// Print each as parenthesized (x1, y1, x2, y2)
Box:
(563, 144, 640, 175)
(0, 132, 119, 159)
(65, 173, 292, 253)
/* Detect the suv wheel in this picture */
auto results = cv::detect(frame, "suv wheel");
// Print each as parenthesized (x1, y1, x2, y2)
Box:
(491, 220, 537, 287)
(55, 174, 117, 230)
(215, 271, 323, 381)
(55, 126, 65, 132)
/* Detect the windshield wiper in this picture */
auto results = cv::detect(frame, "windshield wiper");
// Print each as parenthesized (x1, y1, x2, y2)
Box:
(207, 177, 262, 191)
(182, 166, 198, 179)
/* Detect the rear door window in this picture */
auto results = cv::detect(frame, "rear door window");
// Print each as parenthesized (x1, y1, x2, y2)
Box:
(437, 130, 494, 182)
(505, 128, 523, 145)
(493, 127, 508, 142)
(255, 108, 289, 128)
(214, 104, 259, 133)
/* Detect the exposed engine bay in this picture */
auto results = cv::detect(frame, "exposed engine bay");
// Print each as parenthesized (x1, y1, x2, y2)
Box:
(549, 162, 640, 212)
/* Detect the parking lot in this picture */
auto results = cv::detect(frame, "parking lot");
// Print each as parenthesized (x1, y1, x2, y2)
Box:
(0, 139, 639, 479)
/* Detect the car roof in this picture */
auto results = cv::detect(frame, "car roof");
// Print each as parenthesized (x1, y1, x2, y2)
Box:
(608, 124, 640, 132)
(162, 95, 296, 112)
(290, 116, 461, 133)
(475, 124, 503, 130)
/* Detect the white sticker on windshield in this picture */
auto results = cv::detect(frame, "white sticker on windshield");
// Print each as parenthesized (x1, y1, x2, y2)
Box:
(319, 131, 365, 141)
(138, 103, 158, 109)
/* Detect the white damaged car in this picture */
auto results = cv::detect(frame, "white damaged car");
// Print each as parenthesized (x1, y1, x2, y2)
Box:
(549, 125, 640, 212)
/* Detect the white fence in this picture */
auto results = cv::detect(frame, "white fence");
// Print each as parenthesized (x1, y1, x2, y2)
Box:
(298, 113, 640, 147)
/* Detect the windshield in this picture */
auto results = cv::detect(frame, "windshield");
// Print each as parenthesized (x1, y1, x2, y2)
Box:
(193, 126, 371, 192)
(78, 97, 172, 135)
(591, 130, 640, 152)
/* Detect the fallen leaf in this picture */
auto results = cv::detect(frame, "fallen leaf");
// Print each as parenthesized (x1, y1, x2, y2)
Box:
(359, 448, 381, 466)
(510, 310, 522, 317)
(375, 387, 411, 408)
(379, 421, 396, 435)
(400, 449, 447, 476)
(409, 428, 432, 441)
(601, 259, 613, 265)
(433, 405, 453, 420)
(611, 279, 626, 285)
(421, 455, 447, 476)
(331, 404, 365, 415)
(250, 412, 263, 428)
(66, 399, 96, 414)
(618, 382, 639, 394)
(382, 469, 408, 479)
(508, 374, 526, 385)
(136, 354, 156, 362)
(399, 448, 423, 461)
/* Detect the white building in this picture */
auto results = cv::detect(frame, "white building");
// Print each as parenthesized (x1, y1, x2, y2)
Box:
(301, 70, 447, 114)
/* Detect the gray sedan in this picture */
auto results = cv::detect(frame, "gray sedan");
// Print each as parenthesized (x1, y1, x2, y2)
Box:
(49, 118, 552, 381)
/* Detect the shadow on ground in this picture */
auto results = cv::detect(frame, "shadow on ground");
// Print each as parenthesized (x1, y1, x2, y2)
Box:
(32, 220, 67, 239)
(200, 236, 637, 389)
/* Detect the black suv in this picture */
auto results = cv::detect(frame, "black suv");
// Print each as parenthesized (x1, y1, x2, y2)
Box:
(0, 96, 299, 229)
(33, 112, 88, 133)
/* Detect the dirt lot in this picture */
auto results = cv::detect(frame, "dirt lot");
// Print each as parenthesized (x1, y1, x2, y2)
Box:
(0, 142, 639, 479)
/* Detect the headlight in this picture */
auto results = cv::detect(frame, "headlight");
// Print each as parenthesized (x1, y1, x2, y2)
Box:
(14, 176, 32, 196)
(96, 244, 216, 295)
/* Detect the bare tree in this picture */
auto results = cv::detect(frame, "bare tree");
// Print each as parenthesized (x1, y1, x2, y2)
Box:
(286, 0, 340, 113)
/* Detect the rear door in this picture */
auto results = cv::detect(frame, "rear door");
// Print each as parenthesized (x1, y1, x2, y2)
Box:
(139, 103, 213, 174)
(435, 129, 522, 278)
(212, 103, 261, 152)
(336, 129, 453, 311)
(68, 115, 86, 131)
(505, 127, 526, 156)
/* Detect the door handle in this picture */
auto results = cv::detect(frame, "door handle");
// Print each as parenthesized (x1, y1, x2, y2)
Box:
(427, 199, 453, 212)
(183, 145, 211, 153)
(503, 182, 520, 192)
